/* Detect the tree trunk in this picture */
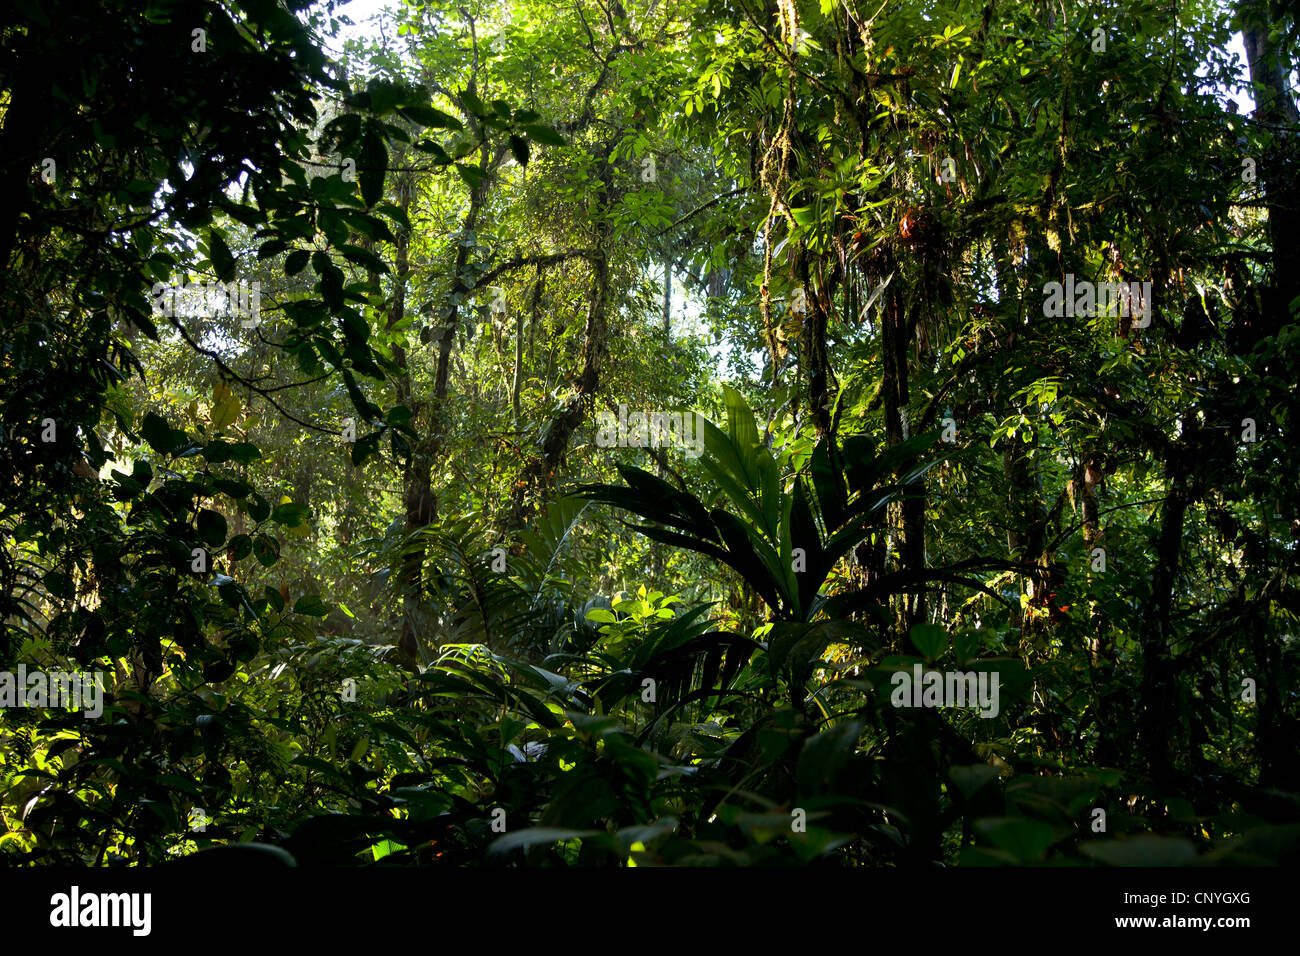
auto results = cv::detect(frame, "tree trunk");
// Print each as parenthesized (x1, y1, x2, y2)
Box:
(381, 169, 434, 669)
(879, 258, 925, 632)
(1239, 0, 1300, 333)
(662, 257, 671, 336)
(1141, 419, 1192, 784)
(507, 148, 614, 527)
(796, 253, 837, 438)
(0, 57, 51, 272)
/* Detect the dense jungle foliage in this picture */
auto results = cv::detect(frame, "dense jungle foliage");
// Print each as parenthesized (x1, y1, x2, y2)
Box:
(2, 0, 1299, 867)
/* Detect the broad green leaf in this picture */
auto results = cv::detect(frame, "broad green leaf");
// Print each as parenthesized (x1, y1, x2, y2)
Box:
(909, 623, 949, 660)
